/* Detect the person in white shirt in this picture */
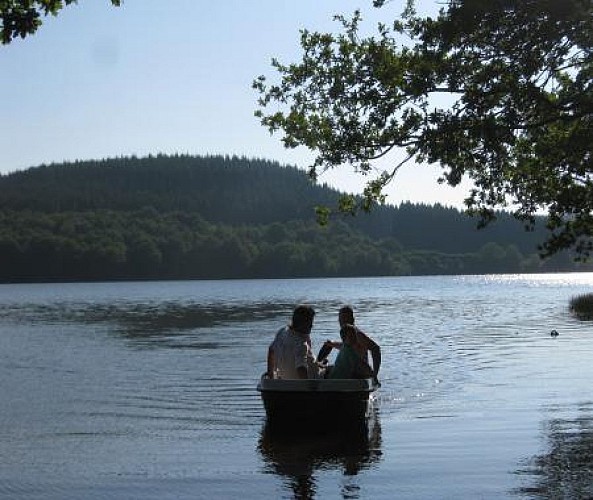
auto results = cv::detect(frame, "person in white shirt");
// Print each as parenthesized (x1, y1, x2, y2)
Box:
(267, 305, 320, 379)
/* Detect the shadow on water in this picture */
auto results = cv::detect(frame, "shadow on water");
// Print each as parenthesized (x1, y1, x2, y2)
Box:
(96, 301, 293, 340)
(1, 297, 358, 350)
(514, 403, 593, 498)
(2, 300, 297, 344)
(258, 408, 382, 499)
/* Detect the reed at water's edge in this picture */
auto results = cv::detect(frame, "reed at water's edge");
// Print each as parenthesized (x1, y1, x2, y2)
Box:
(569, 292, 593, 320)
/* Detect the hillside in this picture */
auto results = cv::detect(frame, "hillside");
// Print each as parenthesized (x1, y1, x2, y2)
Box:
(0, 155, 345, 225)
(0, 154, 546, 251)
(0, 155, 587, 282)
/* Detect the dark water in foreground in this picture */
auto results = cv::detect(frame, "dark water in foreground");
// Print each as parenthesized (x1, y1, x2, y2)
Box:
(1, 274, 593, 499)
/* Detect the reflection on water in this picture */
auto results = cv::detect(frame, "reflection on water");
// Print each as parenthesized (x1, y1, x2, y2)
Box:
(0, 300, 297, 348)
(1, 300, 293, 330)
(515, 403, 593, 498)
(258, 408, 382, 499)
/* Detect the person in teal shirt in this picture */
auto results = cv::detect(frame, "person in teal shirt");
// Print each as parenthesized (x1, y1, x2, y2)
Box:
(328, 324, 373, 379)
(318, 306, 381, 382)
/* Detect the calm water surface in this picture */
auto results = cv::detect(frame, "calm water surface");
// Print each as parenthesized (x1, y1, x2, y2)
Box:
(1, 274, 593, 499)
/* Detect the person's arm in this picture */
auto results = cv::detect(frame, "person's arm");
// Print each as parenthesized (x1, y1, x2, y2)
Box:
(267, 346, 275, 378)
(317, 340, 341, 362)
(369, 342, 381, 380)
(359, 332, 381, 380)
(294, 337, 310, 379)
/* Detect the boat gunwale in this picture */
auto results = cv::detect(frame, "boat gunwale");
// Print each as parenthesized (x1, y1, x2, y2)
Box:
(257, 377, 378, 394)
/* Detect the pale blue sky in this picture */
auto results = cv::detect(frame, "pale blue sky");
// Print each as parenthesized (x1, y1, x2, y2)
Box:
(0, 0, 467, 207)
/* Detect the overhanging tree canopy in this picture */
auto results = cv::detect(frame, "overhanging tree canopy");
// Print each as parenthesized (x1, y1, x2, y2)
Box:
(1, 0, 120, 44)
(254, 0, 593, 256)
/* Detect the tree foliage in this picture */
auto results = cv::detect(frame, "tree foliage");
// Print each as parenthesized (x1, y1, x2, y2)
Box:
(0, 155, 551, 254)
(0, 208, 585, 283)
(0, 0, 120, 44)
(254, 0, 593, 257)
(0, 154, 588, 282)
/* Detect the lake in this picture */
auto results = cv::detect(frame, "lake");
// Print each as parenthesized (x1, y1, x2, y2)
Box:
(1, 274, 592, 499)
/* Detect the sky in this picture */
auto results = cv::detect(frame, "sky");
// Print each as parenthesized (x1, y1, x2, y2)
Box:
(0, 0, 469, 208)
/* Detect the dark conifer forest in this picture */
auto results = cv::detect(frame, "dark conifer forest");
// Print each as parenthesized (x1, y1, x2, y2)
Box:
(0, 155, 589, 282)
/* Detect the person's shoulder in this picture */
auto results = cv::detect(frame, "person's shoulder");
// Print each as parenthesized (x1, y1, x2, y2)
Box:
(292, 329, 310, 343)
(356, 327, 379, 346)
(355, 326, 369, 340)
(274, 325, 289, 338)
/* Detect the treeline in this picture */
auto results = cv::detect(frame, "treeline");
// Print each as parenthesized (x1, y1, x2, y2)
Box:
(0, 209, 587, 283)
(0, 154, 549, 254)
(0, 154, 587, 283)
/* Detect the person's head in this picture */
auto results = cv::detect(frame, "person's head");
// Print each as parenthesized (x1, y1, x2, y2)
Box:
(340, 324, 357, 345)
(292, 305, 315, 335)
(338, 305, 355, 327)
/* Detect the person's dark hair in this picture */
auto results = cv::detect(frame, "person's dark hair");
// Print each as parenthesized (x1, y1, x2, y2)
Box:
(339, 305, 355, 324)
(292, 305, 315, 332)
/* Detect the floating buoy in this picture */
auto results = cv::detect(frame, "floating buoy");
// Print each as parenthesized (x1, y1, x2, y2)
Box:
(550, 329, 559, 337)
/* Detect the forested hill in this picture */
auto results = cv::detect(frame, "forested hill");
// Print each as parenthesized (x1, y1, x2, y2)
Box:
(0, 155, 338, 225)
(1, 154, 544, 253)
(0, 154, 588, 282)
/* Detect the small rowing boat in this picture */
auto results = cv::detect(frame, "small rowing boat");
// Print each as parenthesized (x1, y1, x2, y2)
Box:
(257, 375, 379, 427)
